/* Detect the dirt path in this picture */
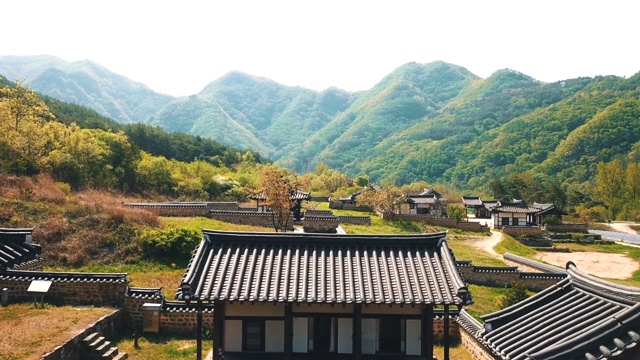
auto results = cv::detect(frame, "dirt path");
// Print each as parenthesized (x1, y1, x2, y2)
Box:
(470, 230, 503, 259)
(607, 222, 638, 235)
(535, 252, 639, 279)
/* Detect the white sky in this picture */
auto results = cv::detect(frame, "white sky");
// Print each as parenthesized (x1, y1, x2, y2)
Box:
(2, 0, 639, 96)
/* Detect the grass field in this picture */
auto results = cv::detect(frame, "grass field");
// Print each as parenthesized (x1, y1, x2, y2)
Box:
(0, 304, 114, 360)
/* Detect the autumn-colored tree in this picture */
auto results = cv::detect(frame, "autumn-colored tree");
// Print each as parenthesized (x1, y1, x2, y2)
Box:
(259, 166, 294, 232)
(357, 186, 399, 213)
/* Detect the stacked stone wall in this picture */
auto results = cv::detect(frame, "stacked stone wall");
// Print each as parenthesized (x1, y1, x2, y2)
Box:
(125, 296, 163, 324)
(160, 305, 215, 333)
(433, 318, 460, 342)
(207, 202, 240, 210)
(303, 216, 340, 233)
(41, 309, 126, 360)
(458, 221, 490, 232)
(310, 196, 330, 202)
(503, 226, 542, 237)
(208, 211, 293, 230)
(546, 223, 588, 233)
(460, 327, 498, 360)
(0, 277, 127, 306)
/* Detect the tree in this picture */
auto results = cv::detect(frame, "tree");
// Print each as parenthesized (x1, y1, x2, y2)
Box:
(500, 280, 528, 309)
(595, 159, 625, 220)
(625, 162, 640, 221)
(260, 166, 294, 232)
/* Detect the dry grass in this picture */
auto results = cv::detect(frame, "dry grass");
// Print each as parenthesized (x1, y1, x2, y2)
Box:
(0, 304, 114, 360)
(73, 189, 159, 227)
(0, 174, 67, 205)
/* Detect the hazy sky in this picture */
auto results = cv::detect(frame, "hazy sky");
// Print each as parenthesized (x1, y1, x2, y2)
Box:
(2, 0, 639, 96)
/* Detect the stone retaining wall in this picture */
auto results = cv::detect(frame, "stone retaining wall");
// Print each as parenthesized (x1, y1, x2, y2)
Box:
(460, 326, 497, 360)
(458, 221, 490, 232)
(389, 214, 490, 232)
(433, 317, 460, 342)
(502, 226, 542, 237)
(546, 223, 588, 233)
(208, 211, 293, 230)
(207, 202, 240, 210)
(41, 309, 126, 360)
(160, 303, 215, 333)
(303, 216, 340, 233)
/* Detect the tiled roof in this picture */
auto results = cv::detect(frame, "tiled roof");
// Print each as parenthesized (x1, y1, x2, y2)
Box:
(126, 287, 164, 299)
(176, 230, 472, 306)
(0, 228, 41, 271)
(0, 269, 128, 283)
(491, 200, 540, 214)
(532, 203, 569, 216)
(461, 196, 483, 206)
(409, 194, 439, 204)
(478, 262, 640, 360)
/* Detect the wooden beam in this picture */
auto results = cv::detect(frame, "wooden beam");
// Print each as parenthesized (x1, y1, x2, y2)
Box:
(213, 300, 225, 360)
(423, 305, 434, 360)
(284, 302, 292, 360)
(444, 305, 450, 360)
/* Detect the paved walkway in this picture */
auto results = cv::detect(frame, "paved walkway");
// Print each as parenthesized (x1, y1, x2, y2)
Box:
(589, 229, 640, 244)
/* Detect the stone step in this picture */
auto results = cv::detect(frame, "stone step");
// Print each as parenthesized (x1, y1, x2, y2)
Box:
(112, 352, 128, 360)
(102, 346, 119, 359)
(89, 336, 106, 348)
(95, 340, 111, 353)
(83, 332, 100, 344)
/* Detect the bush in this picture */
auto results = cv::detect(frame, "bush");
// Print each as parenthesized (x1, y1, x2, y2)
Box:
(500, 280, 528, 309)
(139, 226, 201, 258)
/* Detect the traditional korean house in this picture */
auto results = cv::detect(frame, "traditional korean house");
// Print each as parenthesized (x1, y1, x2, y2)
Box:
(491, 201, 568, 229)
(529, 203, 568, 226)
(461, 196, 487, 218)
(396, 189, 445, 216)
(0, 228, 42, 271)
(473, 262, 640, 359)
(249, 190, 311, 221)
(175, 230, 473, 360)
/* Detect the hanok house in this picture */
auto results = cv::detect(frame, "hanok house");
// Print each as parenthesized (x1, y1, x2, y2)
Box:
(249, 190, 311, 221)
(491, 200, 567, 229)
(0, 227, 43, 271)
(175, 230, 473, 359)
(399, 188, 445, 216)
(461, 196, 497, 219)
(471, 261, 640, 360)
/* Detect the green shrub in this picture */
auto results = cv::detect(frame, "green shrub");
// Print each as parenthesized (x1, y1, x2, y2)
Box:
(140, 227, 201, 258)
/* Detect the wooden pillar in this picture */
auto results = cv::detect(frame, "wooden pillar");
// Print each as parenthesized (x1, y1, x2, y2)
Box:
(444, 305, 450, 360)
(213, 300, 225, 360)
(284, 302, 292, 360)
(354, 303, 362, 360)
(423, 305, 434, 360)
(197, 299, 203, 360)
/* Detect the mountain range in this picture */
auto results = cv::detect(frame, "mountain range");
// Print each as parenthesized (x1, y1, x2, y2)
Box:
(1, 55, 639, 190)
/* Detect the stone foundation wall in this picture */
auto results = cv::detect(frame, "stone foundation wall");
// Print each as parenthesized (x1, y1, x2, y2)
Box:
(41, 309, 126, 360)
(125, 295, 163, 324)
(458, 221, 490, 232)
(460, 326, 498, 360)
(207, 202, 240, 210)
(208, 211, 293, 230)
(546, 223, 588, 233)
(503, 226, 542, 237)
(328, 202, 371, 211)
(160, 306, 215, 333)
(0, 278, 127, 306)
(433, 318, 460, 342)
(303, 216, 340, 233)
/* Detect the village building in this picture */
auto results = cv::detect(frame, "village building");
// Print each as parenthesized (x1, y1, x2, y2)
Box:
(395, 188, 446, 216)
(175, 229, 473, 360)
(464, 261, 640, 360)
(461, 196, 497, 219)
(490, 200, 568, 229)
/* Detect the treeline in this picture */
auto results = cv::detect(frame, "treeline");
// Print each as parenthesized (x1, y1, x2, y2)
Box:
(0, 80, 261, 200)
(593, 156, 640, 221)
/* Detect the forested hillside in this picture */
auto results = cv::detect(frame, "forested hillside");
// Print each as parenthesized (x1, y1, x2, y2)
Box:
(0, 55, 175, 123)
(3, 55, 640, 198)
